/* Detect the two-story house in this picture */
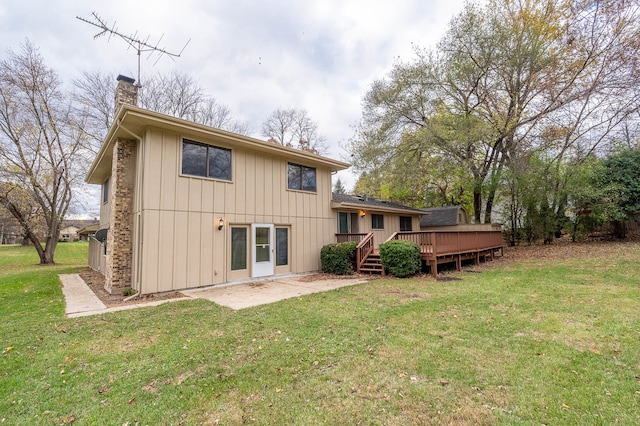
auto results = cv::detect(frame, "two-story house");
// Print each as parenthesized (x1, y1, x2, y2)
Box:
(86, 76, 355, 295)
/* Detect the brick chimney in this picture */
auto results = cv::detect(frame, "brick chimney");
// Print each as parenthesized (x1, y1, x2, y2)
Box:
(114, 74, 138, 114)
(104, 74, 138, 295)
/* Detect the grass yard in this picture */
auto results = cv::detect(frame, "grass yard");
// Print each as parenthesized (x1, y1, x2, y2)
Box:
(1, 241, 639, 425)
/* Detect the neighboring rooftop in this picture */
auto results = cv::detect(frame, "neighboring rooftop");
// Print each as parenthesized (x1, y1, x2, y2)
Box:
(420, 206, 469, 227)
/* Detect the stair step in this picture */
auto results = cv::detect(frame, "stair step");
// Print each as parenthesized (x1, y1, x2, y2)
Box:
(358, 252, 385, 274)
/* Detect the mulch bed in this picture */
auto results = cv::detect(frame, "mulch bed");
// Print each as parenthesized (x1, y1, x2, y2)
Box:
(78, 268, 183, 308)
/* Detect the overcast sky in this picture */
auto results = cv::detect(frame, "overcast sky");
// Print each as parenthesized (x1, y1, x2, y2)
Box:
(1, 0, 468, 203)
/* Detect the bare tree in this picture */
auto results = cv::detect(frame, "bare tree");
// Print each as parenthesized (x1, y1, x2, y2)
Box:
(262, 108, 327, 154)
(72, 71, 115, 155)
(73, 69, 252, 154)
(0, 41, 85, 263)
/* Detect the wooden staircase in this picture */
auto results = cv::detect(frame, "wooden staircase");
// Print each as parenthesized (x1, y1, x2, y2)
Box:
(359, 251, 385, 275)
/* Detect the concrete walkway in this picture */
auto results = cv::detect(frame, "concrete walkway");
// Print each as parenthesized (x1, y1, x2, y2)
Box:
(60, 274, 107, 317)
(60, 274, 370, 317)
(181, 276, 369, 310)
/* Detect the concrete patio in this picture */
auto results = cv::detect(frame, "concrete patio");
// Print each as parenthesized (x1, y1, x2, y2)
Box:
(60, 273, 370, 317)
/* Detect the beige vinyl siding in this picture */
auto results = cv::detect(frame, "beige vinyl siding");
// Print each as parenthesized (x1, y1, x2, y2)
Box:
(99, 186, 111, 229)
(343, 211, 422, 247)
(135, 127, 336, 294)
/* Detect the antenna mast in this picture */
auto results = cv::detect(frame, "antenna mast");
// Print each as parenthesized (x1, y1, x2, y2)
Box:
(76, 12, 190, 86)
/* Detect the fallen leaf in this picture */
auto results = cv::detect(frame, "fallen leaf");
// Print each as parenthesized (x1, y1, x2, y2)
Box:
(143, 380, 157, 393)
(439, 379, 449, 386)
(128, 397, 136, 404)
(61, 414, 76, 424)
(3, 346, 14, 354)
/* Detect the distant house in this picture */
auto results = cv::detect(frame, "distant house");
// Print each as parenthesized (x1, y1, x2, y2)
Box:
(59, 224, 80, 242)
(77, 223, 100, 242)
(59, 220, 100, 242)
(420, 205, 501, 232)
(420, 206, 469, 228)
(0, 220, 22, 245)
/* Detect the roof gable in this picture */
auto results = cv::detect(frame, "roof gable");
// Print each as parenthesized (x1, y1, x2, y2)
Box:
(86, 105, 349, 184)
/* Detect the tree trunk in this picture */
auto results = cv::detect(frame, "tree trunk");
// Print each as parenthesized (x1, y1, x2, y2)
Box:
(24, 230, 47, 264)
(473, 187, 482, 223)
(484, 190, 495, 224)
(41, 234, 57, 264)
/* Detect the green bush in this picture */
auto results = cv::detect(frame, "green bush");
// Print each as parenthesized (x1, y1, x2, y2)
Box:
(379, 240, 421, 278)
(320, 241, 358, 275)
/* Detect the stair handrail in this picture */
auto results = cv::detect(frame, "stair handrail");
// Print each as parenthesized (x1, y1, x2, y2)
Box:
(384, 232, 399, 243)
(356, 233, 375, 270)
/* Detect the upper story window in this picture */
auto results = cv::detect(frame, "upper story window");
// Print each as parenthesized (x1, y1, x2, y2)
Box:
(288, 163, 316, 192)
(102, 178, 109, 204)
(182, 139, 232, 181)
(371, 214, 384, 230)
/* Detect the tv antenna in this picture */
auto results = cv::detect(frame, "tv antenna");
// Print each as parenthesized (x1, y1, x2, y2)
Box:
(76, 12, 190, 87)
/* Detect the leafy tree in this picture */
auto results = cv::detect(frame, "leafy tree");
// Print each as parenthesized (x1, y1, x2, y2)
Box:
(0, 41, 85, 263)
(349, 0, 640, 226)
(262, 108, 327, 154)
(599, 148, 640, 237)
(603, 148, 640, 217)
(564, 157, 614, 241)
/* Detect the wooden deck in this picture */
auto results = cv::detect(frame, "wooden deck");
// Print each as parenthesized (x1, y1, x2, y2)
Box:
(337, 230, 504, 277)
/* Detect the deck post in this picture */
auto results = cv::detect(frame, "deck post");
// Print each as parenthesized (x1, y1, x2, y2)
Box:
(430, 260, 438, 277)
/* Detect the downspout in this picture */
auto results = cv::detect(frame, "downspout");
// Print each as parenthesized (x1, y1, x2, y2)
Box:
(118, 120, 144, 299)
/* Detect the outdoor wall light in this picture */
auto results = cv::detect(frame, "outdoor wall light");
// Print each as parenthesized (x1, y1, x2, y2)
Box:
(359, 210, 366, 217)
(217, 217, 224, 230)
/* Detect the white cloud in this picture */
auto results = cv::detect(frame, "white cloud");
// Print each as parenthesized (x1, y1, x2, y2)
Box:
(1, 0, 468, 194)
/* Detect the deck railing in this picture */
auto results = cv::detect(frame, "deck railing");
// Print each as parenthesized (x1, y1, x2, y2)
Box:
(387, 230, 504, 259)
(335, 233, 369, 243)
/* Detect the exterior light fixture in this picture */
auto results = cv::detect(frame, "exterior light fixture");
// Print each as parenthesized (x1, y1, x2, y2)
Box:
(217, 217, 224, 230)
(359, 210, 366, 217)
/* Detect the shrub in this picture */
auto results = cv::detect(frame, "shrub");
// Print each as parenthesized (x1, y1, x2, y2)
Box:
(379, 240, 421, 278)
(320, 241, 358, 275)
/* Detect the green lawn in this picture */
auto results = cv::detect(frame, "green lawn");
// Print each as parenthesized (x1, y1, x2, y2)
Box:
(1, 242, 639, 425)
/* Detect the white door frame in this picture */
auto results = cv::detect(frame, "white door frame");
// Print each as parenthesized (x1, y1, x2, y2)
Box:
(251, 223, 274, 278)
